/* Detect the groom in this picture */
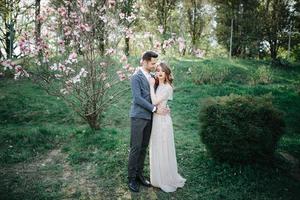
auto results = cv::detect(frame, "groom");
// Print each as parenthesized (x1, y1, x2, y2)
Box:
(128, 51, 169, 192)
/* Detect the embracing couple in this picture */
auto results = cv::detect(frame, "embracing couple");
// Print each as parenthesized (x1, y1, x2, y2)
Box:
(127, 51, 186, 193)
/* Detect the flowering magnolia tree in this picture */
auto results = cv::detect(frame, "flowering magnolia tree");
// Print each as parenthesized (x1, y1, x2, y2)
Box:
(1, 0, 136, 130)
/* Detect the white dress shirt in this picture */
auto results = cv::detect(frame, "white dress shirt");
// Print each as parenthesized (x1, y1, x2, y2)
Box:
(140, 68, 156, 113)
(141, 68, 151, 80)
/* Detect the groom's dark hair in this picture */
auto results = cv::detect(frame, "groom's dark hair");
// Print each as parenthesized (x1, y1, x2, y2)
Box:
(142, 51, 158, 61)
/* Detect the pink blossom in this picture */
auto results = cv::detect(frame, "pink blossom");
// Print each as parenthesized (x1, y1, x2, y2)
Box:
(121, 55, 128, 63)
(118, 72, 126, 81)
(128, 67, 135, 73)
(18, 36, 32, 55)
(194, 49, 205, 58)
(80, 6, 88, 13)
(105, 48, 116, 56)
(1, 60, 14, 70)
(18, 38, 26, 51)
(68, 52, 78, 63)
(36, 14, 45, 22)
(125, 28, 133, 39)
(14, 65, 29, 79)
(120, 75, 126, 81)
(177, 37, 186, 53)
(44, 6, 55, 16)
(117, 70, 127, 81)
(57, 39, 65, 53)
(108, 0, 116, 8)
(79, 23, 92, 32)
(162, 38, 174, 49)
(70, 12, 78, 19)
(58, 63, 66, 71)
(63, 26, 72, 36)
(126, 14, 136, 23)
(58, 39, 65, 46)
(119, 13, 125, 19)
(58, 7, 67, 17)
(154, 41, 161, 49)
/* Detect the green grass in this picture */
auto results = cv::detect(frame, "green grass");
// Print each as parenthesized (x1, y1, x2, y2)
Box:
(0, 58, 299, 199)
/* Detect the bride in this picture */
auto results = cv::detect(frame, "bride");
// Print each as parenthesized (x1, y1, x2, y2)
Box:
(148, 62, 186, 193)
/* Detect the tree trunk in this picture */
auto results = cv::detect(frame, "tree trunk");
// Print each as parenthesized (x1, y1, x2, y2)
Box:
(125, 37, 130, 56)
(86, 113, 100, 130)
(99, 31, 105, 56)
(35, 0, 42, 61)
(5, 22, 15, 59)
(270, 43, 278, 60)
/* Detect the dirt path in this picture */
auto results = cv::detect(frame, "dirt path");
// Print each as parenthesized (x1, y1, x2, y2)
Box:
(0, 147, 109, 199)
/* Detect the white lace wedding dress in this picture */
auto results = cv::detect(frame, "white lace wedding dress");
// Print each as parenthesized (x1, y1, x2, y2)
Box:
(149, 83, 186, 192)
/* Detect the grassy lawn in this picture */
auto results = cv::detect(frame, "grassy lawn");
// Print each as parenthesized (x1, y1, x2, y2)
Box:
(0, 58, 299, 199)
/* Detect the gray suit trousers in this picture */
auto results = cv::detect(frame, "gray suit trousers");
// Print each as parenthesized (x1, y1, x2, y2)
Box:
(128, 117, 152, 180)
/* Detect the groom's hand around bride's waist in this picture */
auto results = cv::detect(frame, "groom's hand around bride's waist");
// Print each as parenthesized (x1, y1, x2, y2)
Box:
(156, 106, 170, 115)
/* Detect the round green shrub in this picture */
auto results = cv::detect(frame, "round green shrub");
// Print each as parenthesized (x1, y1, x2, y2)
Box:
(199, 94, 285, 164)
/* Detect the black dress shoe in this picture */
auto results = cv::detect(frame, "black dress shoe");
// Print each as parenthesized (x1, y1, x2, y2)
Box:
(137, 175, 151, 187)
(128, 179, 139, 192)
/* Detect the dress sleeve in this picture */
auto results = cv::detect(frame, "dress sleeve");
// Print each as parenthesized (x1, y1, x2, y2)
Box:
(150, 84, 172, 105)
(168, 86, 173, 101)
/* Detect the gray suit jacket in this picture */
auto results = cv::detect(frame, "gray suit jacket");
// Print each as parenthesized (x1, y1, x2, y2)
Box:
(130, 69, 155, 120)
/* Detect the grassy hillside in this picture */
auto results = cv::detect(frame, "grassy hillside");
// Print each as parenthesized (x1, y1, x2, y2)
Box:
(0, 58, 299, 200)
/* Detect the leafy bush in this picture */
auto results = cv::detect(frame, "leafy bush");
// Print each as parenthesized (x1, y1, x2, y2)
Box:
(250, 66, 273, 85)
(199, 94, 285, 164)
(191, 64, 229, 85)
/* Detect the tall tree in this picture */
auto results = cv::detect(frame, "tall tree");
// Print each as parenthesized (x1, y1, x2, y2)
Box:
(49, 0, 108, 56)
(290, 0, 300, 60)
(35, 0, 42, 61)
(118, 0, 138, 56)
(0, 0, 21, 59)
(185, 0, 206, 51)
(145, 0, 178, 54)
(259, 0, 291, 60)
(213, 0, 261, 57)
(17, 0, 133, 130)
